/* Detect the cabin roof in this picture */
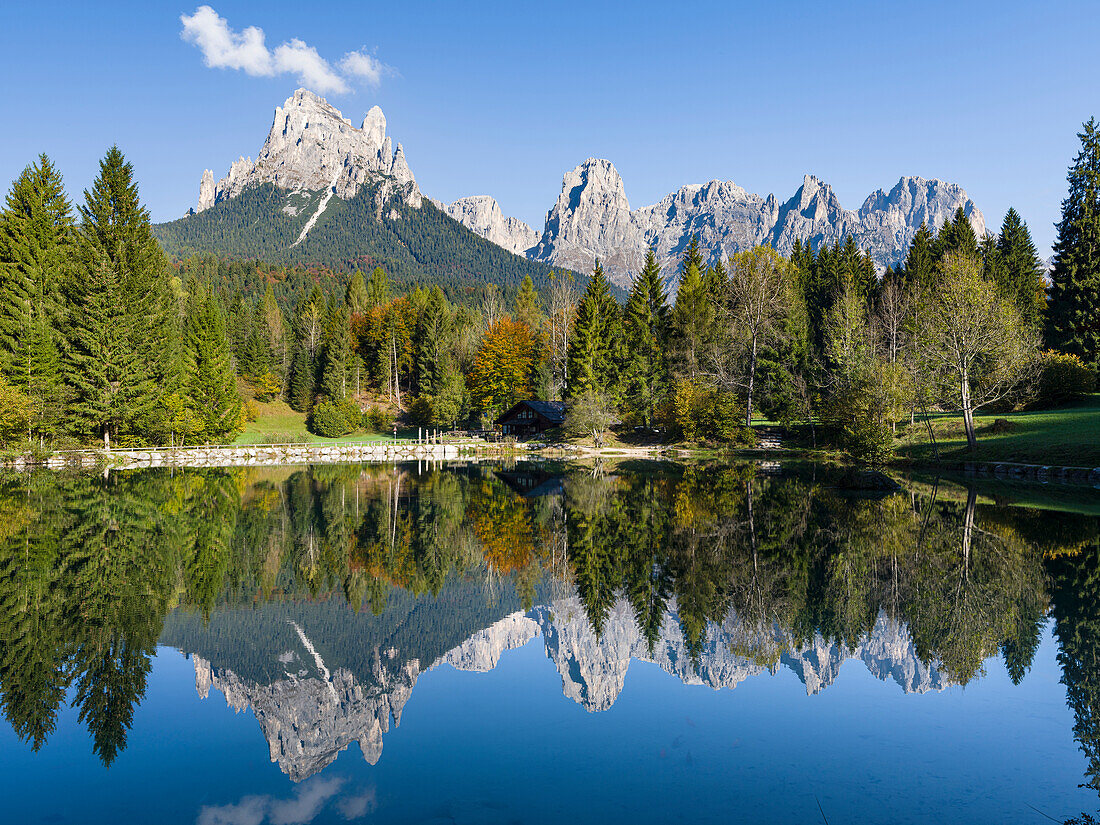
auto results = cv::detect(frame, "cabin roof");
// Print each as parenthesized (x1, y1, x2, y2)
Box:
(494, 399, 566, 425)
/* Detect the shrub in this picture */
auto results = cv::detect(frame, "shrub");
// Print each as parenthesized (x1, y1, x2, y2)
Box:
(240, 399, 259, 423)
(820, 376, 894, 465)
(364, 406, 391, 432)
(309, 399, 362, 438)
(1036, 350, 1096, 404)
(248, 371, 282, 402)
(672, 379, 748, 443)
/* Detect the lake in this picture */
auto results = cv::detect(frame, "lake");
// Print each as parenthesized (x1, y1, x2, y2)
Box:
(1, 460, 1098, 823)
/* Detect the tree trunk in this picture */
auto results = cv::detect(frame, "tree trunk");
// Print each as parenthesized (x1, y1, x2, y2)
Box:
(960, 373, 977, 451)
(745, 334, 757, 428)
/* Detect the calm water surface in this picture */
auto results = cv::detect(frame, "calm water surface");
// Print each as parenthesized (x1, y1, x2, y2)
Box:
(1, 461, 1099, 823)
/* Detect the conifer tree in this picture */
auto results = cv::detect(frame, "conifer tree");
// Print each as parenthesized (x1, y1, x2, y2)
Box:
(0, 155, 73, 440)
(513, 275, 544, 331)
(260, 283, 288, 386)
(321, 304, 353, 401)
(64, 147, 169, 447)
(1047, 118, 1100, 365)
(289, 346, 315, 412)
(670, 262, 712, 379)
(623, 247, 669, 425)
(994, 208, 1045, 333)
(902, 222, 937, 291)
(365, 265, 389, 309)
(567, 260, 623, 398)
(934, 207, 979, 263)
(416, 286, 453, 398)
(184, 290, 241, 441)
(679, 235, 704, 279)
(346, 270, 369, 315)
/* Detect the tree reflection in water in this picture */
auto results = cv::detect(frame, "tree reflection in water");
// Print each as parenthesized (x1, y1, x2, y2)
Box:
(0, 461, 1097, 789)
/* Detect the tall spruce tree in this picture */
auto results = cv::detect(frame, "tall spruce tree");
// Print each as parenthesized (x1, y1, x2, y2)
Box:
(623, 247, 670, 426)
(671, 262, 713, 379)
(345, 270, 369, 315)
(1047, 118, 1100, 365)
(994, 208, 1045, 334)
(513, 275, 544, 331)
(567, 260, 623, 398)
(64, 147, 169, 447)
(184, 290, 241, 441)
(320, 304, 353, 401)
(903, 222, 936, 290)
(934, 207, 979, 263)
(0, 155, 73, 441)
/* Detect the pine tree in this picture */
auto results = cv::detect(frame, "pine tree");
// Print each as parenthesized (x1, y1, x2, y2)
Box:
(995, 208, 1045, 334)
(0, 155, 73, 441)
(513, 275, 544, 330)
(934, 207, 979, 263)
(623, 247, 669, 425)
(184, 290, 241, 441)
(65, 147, 170, 446)
(289, 345, 315, 412)
(567, 260, 623, 398)
(415, 286, 452, 397)
(345, 269, 369, 315)
(670, 262, 712, 379)
(365, 265, 389, 309)
(903, 223, 936, 291)
(321, 304, 353, 401)
(1047, 120, 1100, 364)
(679, 235, 704, 279)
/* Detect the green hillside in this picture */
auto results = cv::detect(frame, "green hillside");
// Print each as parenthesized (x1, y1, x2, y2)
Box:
(154, 182, 581, 300)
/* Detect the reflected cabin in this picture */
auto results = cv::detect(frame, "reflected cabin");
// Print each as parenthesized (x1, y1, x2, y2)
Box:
(495, 400, 566, 438)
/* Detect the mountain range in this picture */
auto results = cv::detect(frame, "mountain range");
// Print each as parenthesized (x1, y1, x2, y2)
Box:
(159, 89, 985, 291)
(174, 598, 951, 781)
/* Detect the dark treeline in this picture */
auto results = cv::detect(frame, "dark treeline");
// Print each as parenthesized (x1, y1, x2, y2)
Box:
(1, 462, 1098, 778)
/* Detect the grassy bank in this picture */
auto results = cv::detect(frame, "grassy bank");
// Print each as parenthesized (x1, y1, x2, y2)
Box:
(895, 395, 1100, 467)
(233, 400, 397, 446)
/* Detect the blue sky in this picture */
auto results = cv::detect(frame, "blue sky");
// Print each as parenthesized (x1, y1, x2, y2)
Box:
(2, 0, 1097, 254)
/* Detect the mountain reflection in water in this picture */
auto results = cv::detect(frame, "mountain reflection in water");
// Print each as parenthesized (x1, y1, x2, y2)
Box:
(1, 460, 1099, 796)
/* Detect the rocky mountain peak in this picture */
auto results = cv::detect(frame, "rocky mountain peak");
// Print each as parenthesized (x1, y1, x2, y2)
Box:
(440, 195, 538, 256)
(530, 158, 644, 276)
(194, 88, 420, 213)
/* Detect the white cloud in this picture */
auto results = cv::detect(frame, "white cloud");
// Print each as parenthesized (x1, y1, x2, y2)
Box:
(180, 6, 390, 95)
(267, 778, 345, 825)
(272, 39, 347, 94)
(196, 796, 267, 825)
(340, 50, 386, 88)
(336, 788, 376, 820)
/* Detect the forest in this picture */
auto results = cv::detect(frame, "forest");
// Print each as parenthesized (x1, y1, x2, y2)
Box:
(0, 121, 1098, 459)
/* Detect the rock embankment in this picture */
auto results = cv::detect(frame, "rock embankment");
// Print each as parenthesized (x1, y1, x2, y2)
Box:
(10, 442, 460, 471)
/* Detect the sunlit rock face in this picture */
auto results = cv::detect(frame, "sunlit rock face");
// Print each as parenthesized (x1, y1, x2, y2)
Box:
(523, 161, 984, 288)
(533, 598, 952, 712)
(192, 651, 417, 782)
(439, 196, 539, 256)
(195, 89, 421, 213)
(188, 604, 949, 778)
(188, 613, 538, 782)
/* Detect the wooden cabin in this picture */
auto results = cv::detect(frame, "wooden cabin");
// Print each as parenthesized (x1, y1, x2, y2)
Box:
(494, 400, 566, 438)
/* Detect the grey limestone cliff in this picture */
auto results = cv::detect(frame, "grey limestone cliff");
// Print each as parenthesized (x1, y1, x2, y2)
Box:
(195, 89, 421, 218)
(525, 161, 984, 288)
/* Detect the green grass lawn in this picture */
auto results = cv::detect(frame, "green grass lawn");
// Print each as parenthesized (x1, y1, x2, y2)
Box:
(896, 394, 1100, 467)
(233, 400, 405, 446)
